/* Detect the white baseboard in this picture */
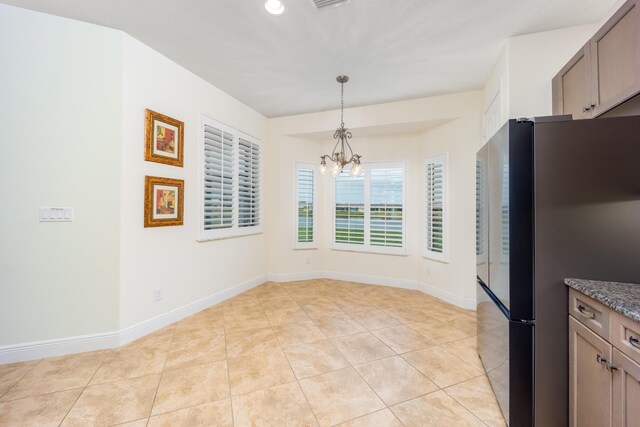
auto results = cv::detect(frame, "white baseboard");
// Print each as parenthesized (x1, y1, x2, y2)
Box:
(0, 272, 475, 364)
(0, 274, 267, 364)
(417, 281, 476, 310)
(266, 271, 323, 282)
(0, 331, 121, 365)
(323, 271, 418, 290)
(269, 270, 476, 310)
(119, 274, 267, 347)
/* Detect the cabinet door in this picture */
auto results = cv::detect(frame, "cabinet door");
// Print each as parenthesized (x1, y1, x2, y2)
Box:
(552, 44, 591, 119)
(612, 348, 640, 427)
(591, 0, 640, 116)
(569, 316, 612, 427)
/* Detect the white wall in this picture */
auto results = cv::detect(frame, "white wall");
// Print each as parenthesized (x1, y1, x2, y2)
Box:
(0, 4, 122, 345)
(119, 35, 268, 329)
(482, 24, 598, 140)
(267, 92, 483, 307)
(0, 5, 268, 354)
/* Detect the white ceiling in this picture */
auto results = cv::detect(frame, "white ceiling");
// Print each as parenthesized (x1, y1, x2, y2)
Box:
(1, 0, 618, 118)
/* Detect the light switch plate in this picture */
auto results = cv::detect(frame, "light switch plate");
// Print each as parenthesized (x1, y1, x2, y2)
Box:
(40, 207, 74, 222)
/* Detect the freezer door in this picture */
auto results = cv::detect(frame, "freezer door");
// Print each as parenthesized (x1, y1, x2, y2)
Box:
(478, 282, 510, 421)
(478, 282, 534, 427)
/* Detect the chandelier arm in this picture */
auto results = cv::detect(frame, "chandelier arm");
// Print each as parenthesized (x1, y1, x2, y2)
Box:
(330, 136, 342, 162)
(343, 136, 354, 163)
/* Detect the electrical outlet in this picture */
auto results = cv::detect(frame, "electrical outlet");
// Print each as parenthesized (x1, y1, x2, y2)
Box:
(154, 288, 162, 302)
(306, 257, 311, 265)
(426, 267, 431, 276)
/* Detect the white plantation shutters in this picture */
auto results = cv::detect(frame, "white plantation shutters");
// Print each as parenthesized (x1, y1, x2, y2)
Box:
(425, 154, 448, 261)
(238, 138, 260, 228)
(335, 172, 365, 245)
(199, 115, 262, 241)
(370, 167, 404, 248)
(203, 125, 234, 230)
(333, 162, 406, 255)
(295, 163, 317, 248)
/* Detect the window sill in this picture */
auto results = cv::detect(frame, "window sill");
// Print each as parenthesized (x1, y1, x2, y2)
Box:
(331, 245, 408, 257)
(422, 253, 450, 264)
(197, 229, 263, 242)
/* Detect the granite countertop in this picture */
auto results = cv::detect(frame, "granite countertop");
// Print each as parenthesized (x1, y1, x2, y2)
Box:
(565, 278, 640, 324)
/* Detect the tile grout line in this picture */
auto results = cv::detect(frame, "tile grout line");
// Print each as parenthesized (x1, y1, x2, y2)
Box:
(278, 283, 323, 427)
(0, 358, 43, 402)
(144, 323, 177, 426)
(222, 304, 235, 427)
(442, 383, 494, 427)
(58, 349, 112, 426)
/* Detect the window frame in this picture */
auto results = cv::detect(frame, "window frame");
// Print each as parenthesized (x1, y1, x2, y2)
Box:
(198, 114, 263, 242)
(331, 161, 407, 256)
(293, 162, 318, 250)
(423, 153, 449, 263)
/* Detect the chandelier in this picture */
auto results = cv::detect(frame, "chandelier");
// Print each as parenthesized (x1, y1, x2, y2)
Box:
(320, 75, 362, 177)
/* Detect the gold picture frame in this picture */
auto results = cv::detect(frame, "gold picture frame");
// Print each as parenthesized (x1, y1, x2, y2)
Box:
(145, 109, 184, 167)
(144, 176, 184, 227)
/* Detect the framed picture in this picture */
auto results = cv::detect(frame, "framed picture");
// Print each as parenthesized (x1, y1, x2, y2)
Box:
(144, 176, 184, 227)
(145, 109, 184, 167)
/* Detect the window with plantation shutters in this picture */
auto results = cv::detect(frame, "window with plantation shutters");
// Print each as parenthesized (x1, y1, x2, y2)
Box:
(425, 154, 448, 261)
(203, 125, 234, 231)
(370, 167, 404, 248)
(332, 162, 406, 255)
(199, 115, 262, 241)
(335, 172, 365, 246)
(238, 138, 260, 228)
(294, 163, 317, 249)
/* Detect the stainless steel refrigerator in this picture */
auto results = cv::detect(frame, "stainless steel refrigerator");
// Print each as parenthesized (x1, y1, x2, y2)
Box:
(476, 115, 640, 426)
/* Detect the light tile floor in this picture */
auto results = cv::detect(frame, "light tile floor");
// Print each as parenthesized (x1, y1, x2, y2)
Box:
(0, 279, 506, 426)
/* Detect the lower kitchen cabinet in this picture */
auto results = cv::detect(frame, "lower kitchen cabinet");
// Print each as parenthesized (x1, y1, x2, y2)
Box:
(569, 288, 640, 427)
(612, 348, 640, 427)
(569, 316, 612, 427)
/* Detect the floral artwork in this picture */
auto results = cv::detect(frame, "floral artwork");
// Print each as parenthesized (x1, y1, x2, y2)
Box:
(144, 176, 184, 227)
(145, 109, 184, 167)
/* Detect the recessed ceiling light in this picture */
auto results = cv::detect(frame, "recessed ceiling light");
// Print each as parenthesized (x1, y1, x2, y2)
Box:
(265, 0, 285, 15)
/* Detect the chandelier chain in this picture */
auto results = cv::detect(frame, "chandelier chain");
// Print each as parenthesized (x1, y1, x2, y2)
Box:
(340, 81, 344, 126)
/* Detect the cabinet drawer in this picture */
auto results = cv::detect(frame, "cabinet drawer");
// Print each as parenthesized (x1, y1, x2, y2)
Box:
(569, 288, 610, 340)
(611, 311, 640, 363)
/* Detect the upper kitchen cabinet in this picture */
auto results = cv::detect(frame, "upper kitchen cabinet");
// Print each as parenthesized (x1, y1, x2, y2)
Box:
(552, 45, 591, 119)
(553, 0, 640, 118)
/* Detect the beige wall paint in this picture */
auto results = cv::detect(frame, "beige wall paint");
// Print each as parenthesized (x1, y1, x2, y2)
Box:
(0, 4, 121, 345)
(267, 91, 483, 307)
(482, 24, 598, 141)
(119, 35, 268, 329)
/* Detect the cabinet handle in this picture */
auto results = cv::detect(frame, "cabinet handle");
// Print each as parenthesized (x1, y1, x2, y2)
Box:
(607, 362, 618, 372)
(582, 106, 591, 113)
(596, 354, 607, 365)
(629, 336, 640, 349)
(577, 304, 595, 319)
